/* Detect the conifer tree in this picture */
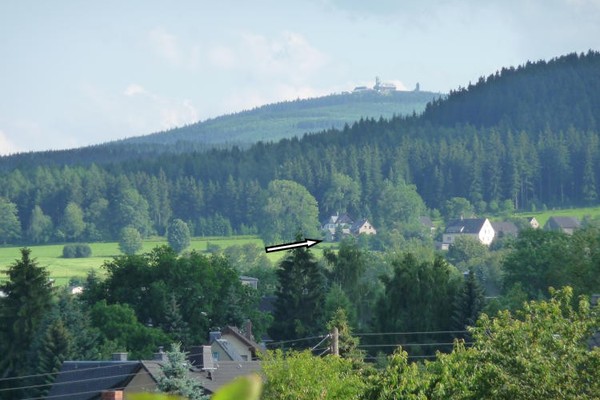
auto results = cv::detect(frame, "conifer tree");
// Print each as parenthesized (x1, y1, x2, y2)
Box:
(452, 269, 485, 339)
(269, 235, 326, 341)
(0, 249, 53, 391)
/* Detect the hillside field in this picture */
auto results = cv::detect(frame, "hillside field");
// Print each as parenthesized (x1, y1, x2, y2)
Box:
(514, 205, 600, 226)
(0, 236, 335, 286)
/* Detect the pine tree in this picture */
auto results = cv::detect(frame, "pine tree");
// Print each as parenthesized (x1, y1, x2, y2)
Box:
(0, 248, 53, 392)
(269, 235, 326, 341)
(452, 269, 485, 339)
(24, 318, 72, 399)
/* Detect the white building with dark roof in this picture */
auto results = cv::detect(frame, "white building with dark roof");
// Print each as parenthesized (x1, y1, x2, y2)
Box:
(442, 218, 495, 250)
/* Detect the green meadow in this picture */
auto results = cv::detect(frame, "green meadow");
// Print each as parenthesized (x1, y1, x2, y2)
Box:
(514, 205, 600, 226)
(0, 236, 335, 286)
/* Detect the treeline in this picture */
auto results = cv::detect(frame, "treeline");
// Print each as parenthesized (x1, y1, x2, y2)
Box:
(0, 124, 598, 244)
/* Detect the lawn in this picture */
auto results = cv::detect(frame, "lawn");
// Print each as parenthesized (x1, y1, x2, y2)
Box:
(0, 235, 335, 286)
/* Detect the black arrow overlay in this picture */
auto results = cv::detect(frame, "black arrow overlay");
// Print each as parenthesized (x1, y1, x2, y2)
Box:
(265, 238, 322, 253)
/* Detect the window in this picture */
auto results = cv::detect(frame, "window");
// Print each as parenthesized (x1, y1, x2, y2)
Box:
(212, 352, 219, 361)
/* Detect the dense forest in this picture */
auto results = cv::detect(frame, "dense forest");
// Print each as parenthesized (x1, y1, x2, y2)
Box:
(0, 52, 599, 244)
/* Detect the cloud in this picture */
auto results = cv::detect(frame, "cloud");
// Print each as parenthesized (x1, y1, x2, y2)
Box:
(123, 83, 147, 97)
(148, 27, 183, 66)
(0, 129, 21, 155)
(240, 31, 328, 79)
(208, 45, 237, 69)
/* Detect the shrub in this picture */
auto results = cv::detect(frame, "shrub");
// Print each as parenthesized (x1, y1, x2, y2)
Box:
(63, 243, 92, 258)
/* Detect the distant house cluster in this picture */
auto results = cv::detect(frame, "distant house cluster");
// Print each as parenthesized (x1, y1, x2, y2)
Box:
(48, 323, 263, 398)
(322, 212, 377, 242)
(440, 215, 582, 249)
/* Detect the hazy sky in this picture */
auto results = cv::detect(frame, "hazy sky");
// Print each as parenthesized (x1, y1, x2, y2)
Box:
(1, 0, 599, 154)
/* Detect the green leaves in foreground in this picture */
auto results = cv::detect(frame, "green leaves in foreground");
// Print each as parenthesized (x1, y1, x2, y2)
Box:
(126, 373, 262, 400)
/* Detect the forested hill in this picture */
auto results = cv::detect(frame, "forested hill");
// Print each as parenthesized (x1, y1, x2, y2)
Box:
(120, 90, 439, 146)
(1, 51, 599, 244)
(422, 51, 600, 132)
(0, 90, 437, 170)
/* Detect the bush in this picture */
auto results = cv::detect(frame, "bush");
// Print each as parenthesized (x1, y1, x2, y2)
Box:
(63, 243, 92, 258)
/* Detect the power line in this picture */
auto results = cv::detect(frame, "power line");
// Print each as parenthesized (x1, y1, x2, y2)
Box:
(357, 342, 472, 349)
(354, 330, 469, 336)
(267, 334, 327, 347)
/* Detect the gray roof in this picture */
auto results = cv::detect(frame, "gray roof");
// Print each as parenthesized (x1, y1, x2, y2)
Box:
(214, 338, 244, 361)
(47, 361, 141, 400)
(491, 221, 519, 236)
(419, 216, 434, 228)
(350, 218, 372, 233)
(545, 216, 581, 230)
(194, 361, 262, 394)
(445, 218, 487, 234)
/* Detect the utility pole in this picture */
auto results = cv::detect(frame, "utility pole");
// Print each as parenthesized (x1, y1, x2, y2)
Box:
(331, 326, 339, 356)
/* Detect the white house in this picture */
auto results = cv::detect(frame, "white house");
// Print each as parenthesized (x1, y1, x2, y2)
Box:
(442, 218, 495, 250)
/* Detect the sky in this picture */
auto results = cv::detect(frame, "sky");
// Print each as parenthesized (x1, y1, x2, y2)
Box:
(1, 0, 600, 155)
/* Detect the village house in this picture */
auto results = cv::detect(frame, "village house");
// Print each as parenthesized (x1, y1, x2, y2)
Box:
(525, 217, 540, 229)
(491, 221, 519, 238)
(544, 216, 581, 235)
(350, 218, 377, 236)
(322, 213, 377, 241)
(441, 218, 495, 250)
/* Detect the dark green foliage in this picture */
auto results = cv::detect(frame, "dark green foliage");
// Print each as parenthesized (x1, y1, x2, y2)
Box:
(269, 242, 326, 341)
(374, 254, 462, 355)
(503, 226, 600, 300)
(89, 300, 170, 359)
(167, 218, 191, 253)
(85, 246, 264, 345)
(452, 269, 485, 336)
(62, 243, 92, 258)
(502, 228, 571, 298)
(0, 249, 53, 393)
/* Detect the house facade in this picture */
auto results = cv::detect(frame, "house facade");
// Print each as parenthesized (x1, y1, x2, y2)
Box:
(442, 218, 495, 250)
(350, 219, 377, 235)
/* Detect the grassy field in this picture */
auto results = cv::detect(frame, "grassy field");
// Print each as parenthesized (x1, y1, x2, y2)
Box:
(514, 206, 600, 226)
(0, 236, 335, 286)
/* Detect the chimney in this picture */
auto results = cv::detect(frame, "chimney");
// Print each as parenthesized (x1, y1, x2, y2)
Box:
(101, 390, 123, 400)
(244, 319, 254, 341)
(111, 352, 128, 361)
(209, 331, 221, 343)
(153, 346, 167, 362)
(202, 345, 215, 373)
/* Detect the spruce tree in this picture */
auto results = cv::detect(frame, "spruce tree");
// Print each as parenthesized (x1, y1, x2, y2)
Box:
(452, 269, 485, 339)
(157, 343, 208, 400)
(0, 249, 53, 392)
(269, 235, 326, 341)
